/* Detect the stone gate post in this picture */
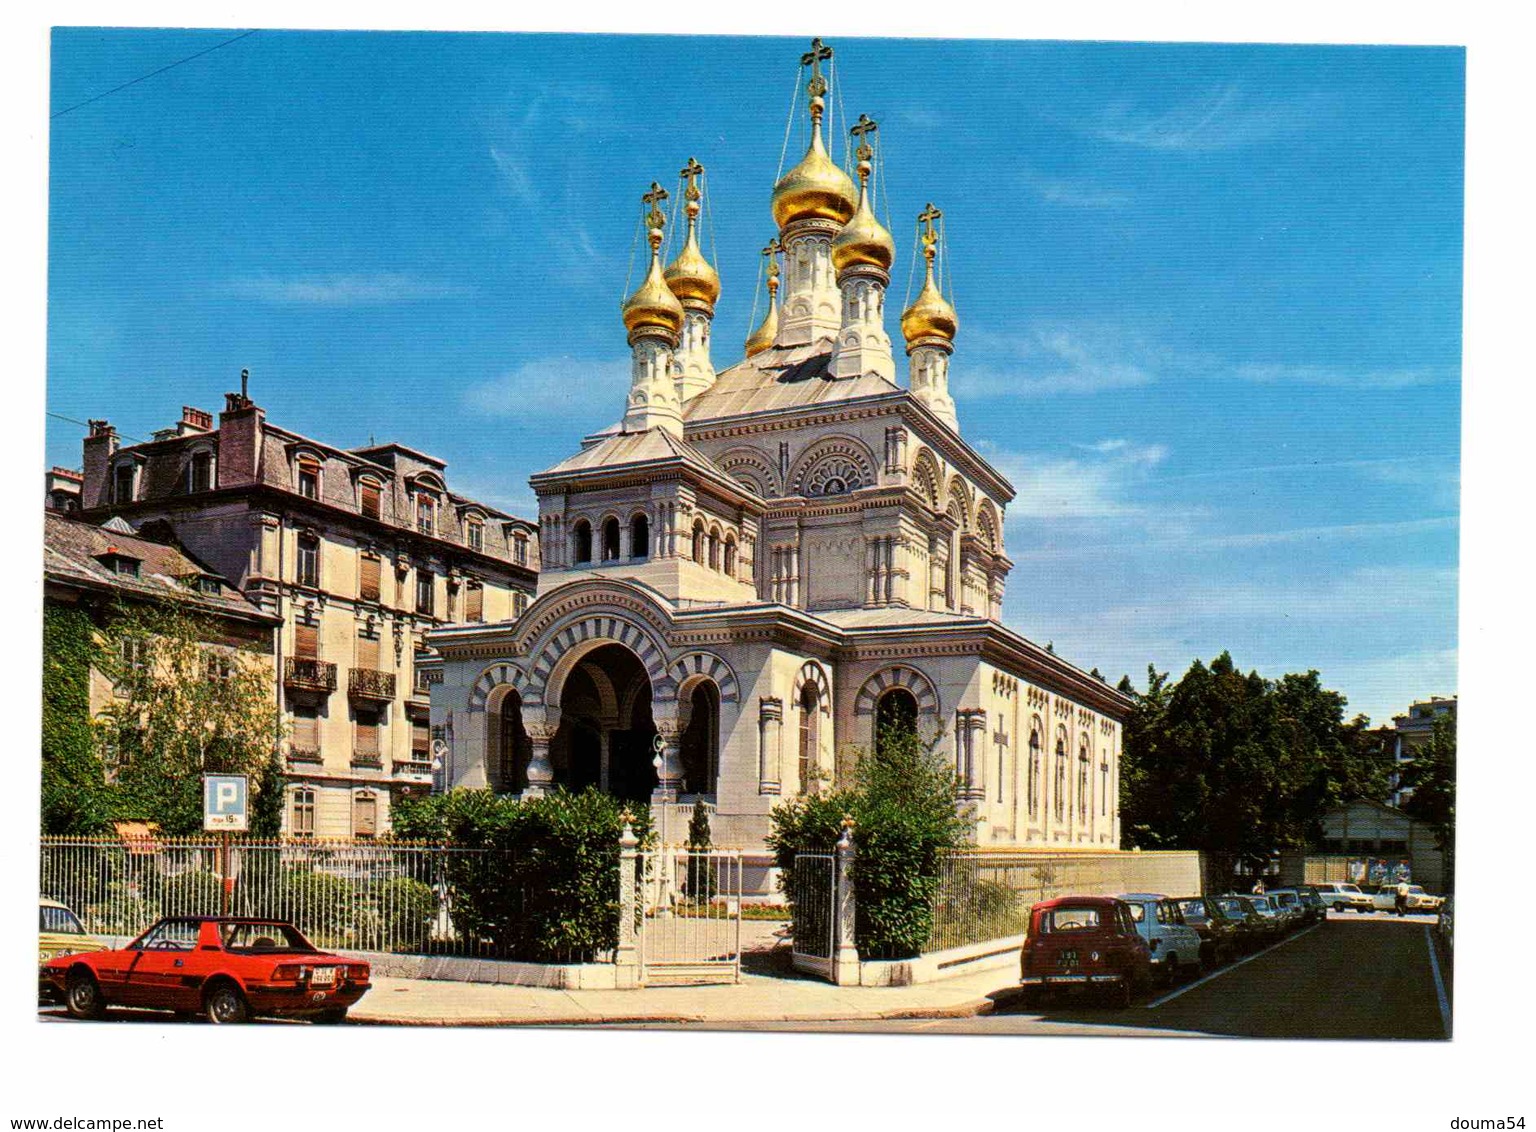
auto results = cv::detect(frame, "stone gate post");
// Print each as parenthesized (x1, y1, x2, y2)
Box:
(833, 815, 861, 987)
(616, 817, 640, 989)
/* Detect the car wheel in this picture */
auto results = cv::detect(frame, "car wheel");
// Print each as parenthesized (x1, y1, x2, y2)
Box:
(204, 983, 248, 1025)
(65, 971, 105, 1020)
(313, 1008, 348, 1025)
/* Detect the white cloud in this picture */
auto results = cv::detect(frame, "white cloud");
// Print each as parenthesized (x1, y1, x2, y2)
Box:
(224, 273, 465, 305)
(1008, 515, 1459, 562)
(959, 323, 1185, 399)
(462, 356, 630, 419)
(1234, 362, 1458, 389)
(1024, 169, 1131, 209)
(1092, 84, 1325, 152)
(982, 438, 1172, 522)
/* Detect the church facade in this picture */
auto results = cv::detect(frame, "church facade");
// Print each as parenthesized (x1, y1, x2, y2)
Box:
(427, 39, 1131, 851)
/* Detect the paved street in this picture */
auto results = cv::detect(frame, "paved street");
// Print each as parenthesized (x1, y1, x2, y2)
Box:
(603, 912, 1451, 1039)
(41, 910, 1449, 1038)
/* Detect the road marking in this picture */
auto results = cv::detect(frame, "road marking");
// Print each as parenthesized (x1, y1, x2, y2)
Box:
(1424, 925, 1452, 1039)
(1145, 923, 1322, 1009)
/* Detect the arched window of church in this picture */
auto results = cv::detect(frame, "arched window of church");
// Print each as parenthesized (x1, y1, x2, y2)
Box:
(1054, 731, 1067, 822)
(1078, 739, 1091, 822)
(679, 681, 720, 795)
(875, 688, 918, 763)
(630, 513, 650, 560)
(572, 520, 592, 564)
(708, 527, 721, 570)
(497, 692, 531, 793)
(723, 535, 737, 577)
(692, 521, 706, 563)
(1028, 725, 1042, 817)
(798, 683, 820, 795)
(601, 517, 621, 561)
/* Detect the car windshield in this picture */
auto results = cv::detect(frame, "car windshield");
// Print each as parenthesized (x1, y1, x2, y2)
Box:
(1216, 899, 1247, 917)
(219, 922, 318, 954)
(1125, 904, 1146, 922)
(1341, 885, 1361, 894)
(1178, 900, 1207, 919)
(132, 920, 201, 951)
(40, 905, 86, 934)
(1408, 887, 1425, 895)
(1046, 907, 1102, 932)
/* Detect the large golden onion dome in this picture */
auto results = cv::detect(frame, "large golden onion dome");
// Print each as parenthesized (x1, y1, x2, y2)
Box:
(622, 208, 685, 344)
(901, 213, 958, 348)
(664, 207, 720, 311)
(771, 109, 857, 230)
(831, 165, 895, 276)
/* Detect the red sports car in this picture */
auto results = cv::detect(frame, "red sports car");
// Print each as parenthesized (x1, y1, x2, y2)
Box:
(42, 916, 371, 1024)
(1018, 895, 1153, 1008)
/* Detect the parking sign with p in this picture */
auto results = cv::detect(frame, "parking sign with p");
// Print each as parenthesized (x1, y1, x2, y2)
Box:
(203, 774, 249, 832)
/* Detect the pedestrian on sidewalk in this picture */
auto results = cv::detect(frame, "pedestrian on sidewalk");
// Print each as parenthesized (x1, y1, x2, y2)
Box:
(1394, 879, 1409, 916)
(1251, 878, 1266, 896)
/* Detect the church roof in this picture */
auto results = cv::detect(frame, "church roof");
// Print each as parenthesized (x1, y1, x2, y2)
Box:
(536, 427, 717, 478)
(681, 341, 900, 423)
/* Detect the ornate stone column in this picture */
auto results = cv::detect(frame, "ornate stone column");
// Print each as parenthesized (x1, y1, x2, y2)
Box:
(758, 697, 783, 795)
(521, 711, 557, 798)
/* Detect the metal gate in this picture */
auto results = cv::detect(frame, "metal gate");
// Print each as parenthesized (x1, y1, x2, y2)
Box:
(638, 848, 744, 985)
(789, 852, 836, 980)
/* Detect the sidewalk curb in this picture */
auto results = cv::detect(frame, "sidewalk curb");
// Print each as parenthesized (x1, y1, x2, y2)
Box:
(350, 985, 1027, 1028)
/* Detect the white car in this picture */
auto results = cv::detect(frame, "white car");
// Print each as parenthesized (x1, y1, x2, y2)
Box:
(1313, 881, 1372, 913)
(1117, 893, 1205, 981)
(1371, 884, 1443, 914)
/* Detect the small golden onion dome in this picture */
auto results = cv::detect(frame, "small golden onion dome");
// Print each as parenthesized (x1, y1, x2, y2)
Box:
(772, 115, 857, 229)
(831, 172, 895, 276)
(901, 255, 958, 348)
(664, 216, 720, 310)
(622, 239, 685, 343)
(744, 293, 779, 358)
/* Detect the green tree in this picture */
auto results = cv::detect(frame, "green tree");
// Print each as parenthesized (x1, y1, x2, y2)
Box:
(42, 605, 114, 834)
(1401, 714, 1455, 858)
(95, 603, 283, 835)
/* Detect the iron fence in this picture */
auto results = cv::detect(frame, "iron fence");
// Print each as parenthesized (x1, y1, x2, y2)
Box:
(637, 848, 743, 984)
(787, 852, 836, 963)
(39, 836, 586, 963)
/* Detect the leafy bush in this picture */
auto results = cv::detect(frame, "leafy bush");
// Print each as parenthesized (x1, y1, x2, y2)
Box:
(277, 868, 360, 948)
(769, 725, 970, 960)
(391, 788, 653, 962)
(361, 876, 437, 952)
(159, 868, 223, 917)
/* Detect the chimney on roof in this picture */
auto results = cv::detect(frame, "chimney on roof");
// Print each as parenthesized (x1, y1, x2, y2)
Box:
(218, 372, 264, 489)
(81, 420, 120, 509)
(178, 406, 213, 435)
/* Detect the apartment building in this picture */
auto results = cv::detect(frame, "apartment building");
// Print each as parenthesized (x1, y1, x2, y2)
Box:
(75, 387, 539, 836)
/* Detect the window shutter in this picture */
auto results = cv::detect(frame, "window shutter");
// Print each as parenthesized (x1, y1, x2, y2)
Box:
(360, 481, 381, 519)
(412, 720, 430, 756)
(360, 554, 381, 601)
(466, 584, 483, 622)
(291, 709, 318, 748)
(354, 710, 379, 754)
(294, 623, 318, 658)
(353, 793, 377, 838)
(357, 634, 379, 670)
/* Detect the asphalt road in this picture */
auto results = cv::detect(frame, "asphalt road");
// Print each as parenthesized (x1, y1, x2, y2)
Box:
(606, 911, 1452, 1039)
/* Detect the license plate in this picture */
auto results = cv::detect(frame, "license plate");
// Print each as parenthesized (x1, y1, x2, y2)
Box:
(1059, 950, 1078, 967)
(1048, 975, 1088, 983)
(311, 967, 336, 986)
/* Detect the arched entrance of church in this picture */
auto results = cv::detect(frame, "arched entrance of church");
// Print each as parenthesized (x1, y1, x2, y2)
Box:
(548, 642, 660, 806)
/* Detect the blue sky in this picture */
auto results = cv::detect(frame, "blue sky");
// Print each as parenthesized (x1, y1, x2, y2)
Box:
(46, 30, 1462, 726)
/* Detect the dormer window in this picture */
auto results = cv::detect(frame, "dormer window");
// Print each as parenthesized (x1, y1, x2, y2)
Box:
(183, 574, 221, 595)
(466, 514, 484, 552)
(513, 532, 529, 566)
(416, 494, 436, 536)
(187, 450, 213, 494)
(112, 464, 136, 504)
(101, 552, 140, 578)
(359, 477, 382, 520)
(296, 455, 321, 500)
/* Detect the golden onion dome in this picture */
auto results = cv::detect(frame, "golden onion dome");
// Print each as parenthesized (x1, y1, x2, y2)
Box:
(622, 236, 685, 344)
(831, 169, 895, 276)
(901, 253, 958, 348)
(664, 212, 720, 311)
(771, 113, 857, 230)
(745, 283, 780, 358)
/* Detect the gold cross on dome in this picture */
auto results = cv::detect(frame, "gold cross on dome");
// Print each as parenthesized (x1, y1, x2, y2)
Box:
(761, 236, 783, 279)
(918, 201, 943, 251)
(642, 181, 669, 229)
(802, 37, 833, 97)
(679, 157, 705, 201)
(850, 114, 878, 162)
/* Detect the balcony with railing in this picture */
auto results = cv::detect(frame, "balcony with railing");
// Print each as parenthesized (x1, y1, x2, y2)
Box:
(348, 666, 397, 704)
(393, 758, 433, 780)
(284, 657, 337, 694)
(286, 746, 323, 768)
(351, 745, 383, 770)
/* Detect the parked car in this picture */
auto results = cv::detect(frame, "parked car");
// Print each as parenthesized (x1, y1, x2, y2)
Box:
(1371, 884, 1444, 914)
(1292, 885, 1327, 924)
(1019, 896, 1152, 1008)
(1224, 894, 1285, 945)
(1265, 889, 1310, 929)
(41, 916, 371, 1024)
(1210, 895, 1267, 953)
(1313, 881, 1373, 913)
(1173, 896, 1241, 966)
(39, 898, 110, 1003)
(1117, 893, 1206, 982)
